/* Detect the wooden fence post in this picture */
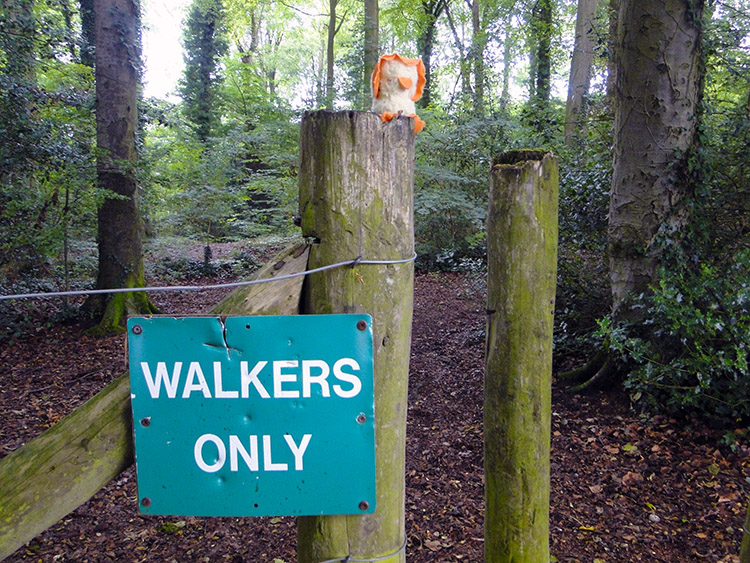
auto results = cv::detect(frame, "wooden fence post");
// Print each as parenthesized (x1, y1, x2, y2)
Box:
(741, 497, 750, 562)
(297, 110, 415, 563)
(484, 150, 558, 562)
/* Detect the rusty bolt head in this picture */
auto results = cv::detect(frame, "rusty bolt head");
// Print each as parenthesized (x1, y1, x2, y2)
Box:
(359, 500, 369, 511)
(141, 497, 152, 507)
(140, 417, 151, 427)
(356, 413, 367, 424)
(132, 325, 143, 335)
(356, 320, 367, 331)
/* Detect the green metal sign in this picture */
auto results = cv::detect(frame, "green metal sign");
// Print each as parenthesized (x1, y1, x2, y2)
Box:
(127, 314, 376, 517)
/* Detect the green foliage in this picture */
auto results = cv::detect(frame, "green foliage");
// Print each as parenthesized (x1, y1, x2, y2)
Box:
(142, 96, 299, 243)
(179, 0, 228, 142)
(413, 108, 515, 270)
(553, 123, 612, 355)
(558, 145, 610, 251)
(0, 55, 97, 278)
(598, 253, 750, 424)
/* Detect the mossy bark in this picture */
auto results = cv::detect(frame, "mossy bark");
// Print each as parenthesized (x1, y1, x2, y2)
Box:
(297, 110, 415, 563)
(741, 497, 750, 563)
(485, 150, 558, 562)
(85, 0, 156, 334)
(0, 241, 309, 560)
(0, 374, 134, 561)
(212, 243, 309, 316)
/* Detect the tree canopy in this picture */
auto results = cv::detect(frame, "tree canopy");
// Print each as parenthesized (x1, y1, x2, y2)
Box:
(1, 0, 749, 424)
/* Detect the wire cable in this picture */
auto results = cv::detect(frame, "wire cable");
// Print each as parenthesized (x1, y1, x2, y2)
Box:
(317, 536, 408, 563)
(0, 253, 417, 301)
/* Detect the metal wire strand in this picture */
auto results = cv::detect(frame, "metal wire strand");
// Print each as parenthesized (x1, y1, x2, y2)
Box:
(317, 536, 408, 563)
(0, 253, 417, 302)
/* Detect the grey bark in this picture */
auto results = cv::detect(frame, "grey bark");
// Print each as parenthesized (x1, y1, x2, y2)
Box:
(564, 0, 597, 144)
(608, 0, 703, 321)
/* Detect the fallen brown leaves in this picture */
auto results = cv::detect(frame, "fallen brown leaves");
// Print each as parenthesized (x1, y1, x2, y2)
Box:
(1, 269, 748, 562)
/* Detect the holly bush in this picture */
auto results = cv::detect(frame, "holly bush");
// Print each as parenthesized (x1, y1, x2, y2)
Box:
(600, 251, 750, 424)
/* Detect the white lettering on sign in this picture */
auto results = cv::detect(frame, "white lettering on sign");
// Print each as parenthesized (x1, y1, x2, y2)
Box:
(241, 361, 270, 398)
(183, 362, 211, 398)
(302, 360, 330, 397)
(140, 360, 362, 400)
(215, 362, 239, 398)
(332, 358, 362, 398)
(273, 360, 299, 399)
(194, 433, 312, 473)
(141, 361, 182, 398)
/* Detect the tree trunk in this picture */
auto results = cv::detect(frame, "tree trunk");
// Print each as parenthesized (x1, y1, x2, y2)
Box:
(316, 38, 325, 106)
(470, 0, 486, 115)
(445, 4, 473, 105)
(180, 0, 226, 143)
(87, 0, 156, 334)
(325, 0, 338, 109)
(364, 0, 379, 90)
(606, 0, 618, 106)
(532, 0, 553, 107)
(417, 0, 446, 109)
(79, 0, 95, 67)
(485, 150, 558, 562)
(564, 0, 597, 144)
(297, 110, 415, 563)
(608, 0, 703, 322)
(500, 15, 513, 106)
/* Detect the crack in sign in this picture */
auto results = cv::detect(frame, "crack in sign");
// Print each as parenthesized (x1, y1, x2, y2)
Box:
(203, 316, 241, 360)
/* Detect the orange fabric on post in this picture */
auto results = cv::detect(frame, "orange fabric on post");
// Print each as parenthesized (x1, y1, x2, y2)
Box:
(371, 53, 426, 102)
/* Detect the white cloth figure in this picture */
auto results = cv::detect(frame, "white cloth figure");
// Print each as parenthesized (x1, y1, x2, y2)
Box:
(370, 53, 426, 133)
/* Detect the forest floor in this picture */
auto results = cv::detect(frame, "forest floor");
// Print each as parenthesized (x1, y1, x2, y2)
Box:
(1, 242, 749, 562)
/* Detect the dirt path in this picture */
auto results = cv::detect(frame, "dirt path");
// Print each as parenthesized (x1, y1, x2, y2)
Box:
(1, 272, 747, 562)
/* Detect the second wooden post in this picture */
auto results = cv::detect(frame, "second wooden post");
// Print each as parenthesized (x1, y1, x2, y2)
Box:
(485, 150, 558, 562)
(297, 110, 415, 563)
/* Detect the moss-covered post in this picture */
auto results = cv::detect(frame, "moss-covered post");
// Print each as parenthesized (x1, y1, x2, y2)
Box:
(297, 110, 415, 562)
(485, 150, 558, 562)
(741, 497, 750, 562)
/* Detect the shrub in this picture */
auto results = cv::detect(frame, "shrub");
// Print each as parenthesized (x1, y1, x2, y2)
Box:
(599, 250, 750, 424)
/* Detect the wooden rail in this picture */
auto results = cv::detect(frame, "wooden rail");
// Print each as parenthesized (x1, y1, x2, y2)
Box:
(0, 243, 309, 561)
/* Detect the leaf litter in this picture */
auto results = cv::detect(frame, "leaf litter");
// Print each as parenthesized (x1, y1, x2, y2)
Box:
(1, 269, 748, 562)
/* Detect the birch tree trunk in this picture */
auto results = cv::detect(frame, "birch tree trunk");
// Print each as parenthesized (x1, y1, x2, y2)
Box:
(485, 150, 558, 562)
(297, 110, 415, 563)
(325, 0, 338, 109)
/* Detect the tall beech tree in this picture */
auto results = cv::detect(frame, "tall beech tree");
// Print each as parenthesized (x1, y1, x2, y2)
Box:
(87, 0, 156, 333)
(567, 0, 705, 388)
(609, 0, 703, 321)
